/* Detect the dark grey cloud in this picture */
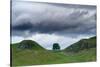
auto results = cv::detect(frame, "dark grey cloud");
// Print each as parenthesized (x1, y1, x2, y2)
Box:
(11, 1, 96, 37)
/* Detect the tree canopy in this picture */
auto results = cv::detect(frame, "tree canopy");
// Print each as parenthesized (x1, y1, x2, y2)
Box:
(52, 43, 60, 51)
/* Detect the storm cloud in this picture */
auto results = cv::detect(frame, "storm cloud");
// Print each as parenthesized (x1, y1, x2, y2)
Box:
(11, 1, 96, 37)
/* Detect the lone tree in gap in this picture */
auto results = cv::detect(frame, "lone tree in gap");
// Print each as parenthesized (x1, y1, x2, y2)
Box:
(52, 43, 60, 51)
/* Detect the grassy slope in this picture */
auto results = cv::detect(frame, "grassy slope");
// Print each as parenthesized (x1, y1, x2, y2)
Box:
(12, 47, 96, 66)
(11, 37, 96, 66)
(65, 36, 96, 52)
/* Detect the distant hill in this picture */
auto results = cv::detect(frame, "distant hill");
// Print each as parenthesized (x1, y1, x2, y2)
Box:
(11, 40, 45, 50)
(64, 36, 96, 52)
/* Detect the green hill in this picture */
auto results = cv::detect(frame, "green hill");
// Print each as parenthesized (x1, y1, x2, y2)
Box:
(18, 40, 45, 50)
(11, 40, 45, 50)
(65, 36, 96, 52)
(11, 37, 96, 66)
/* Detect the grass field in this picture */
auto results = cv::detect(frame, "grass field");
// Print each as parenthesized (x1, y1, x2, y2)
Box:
(11, 36, 96, 66)
(12, 47, 96, 66)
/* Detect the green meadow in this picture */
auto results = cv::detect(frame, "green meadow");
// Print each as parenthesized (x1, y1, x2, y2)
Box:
(11, 36, 96, 66)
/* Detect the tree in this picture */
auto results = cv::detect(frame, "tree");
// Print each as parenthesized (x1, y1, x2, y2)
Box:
(52, 43, 60, 51)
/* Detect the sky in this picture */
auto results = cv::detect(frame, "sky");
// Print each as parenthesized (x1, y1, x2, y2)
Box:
(11, 0, 96, 50)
